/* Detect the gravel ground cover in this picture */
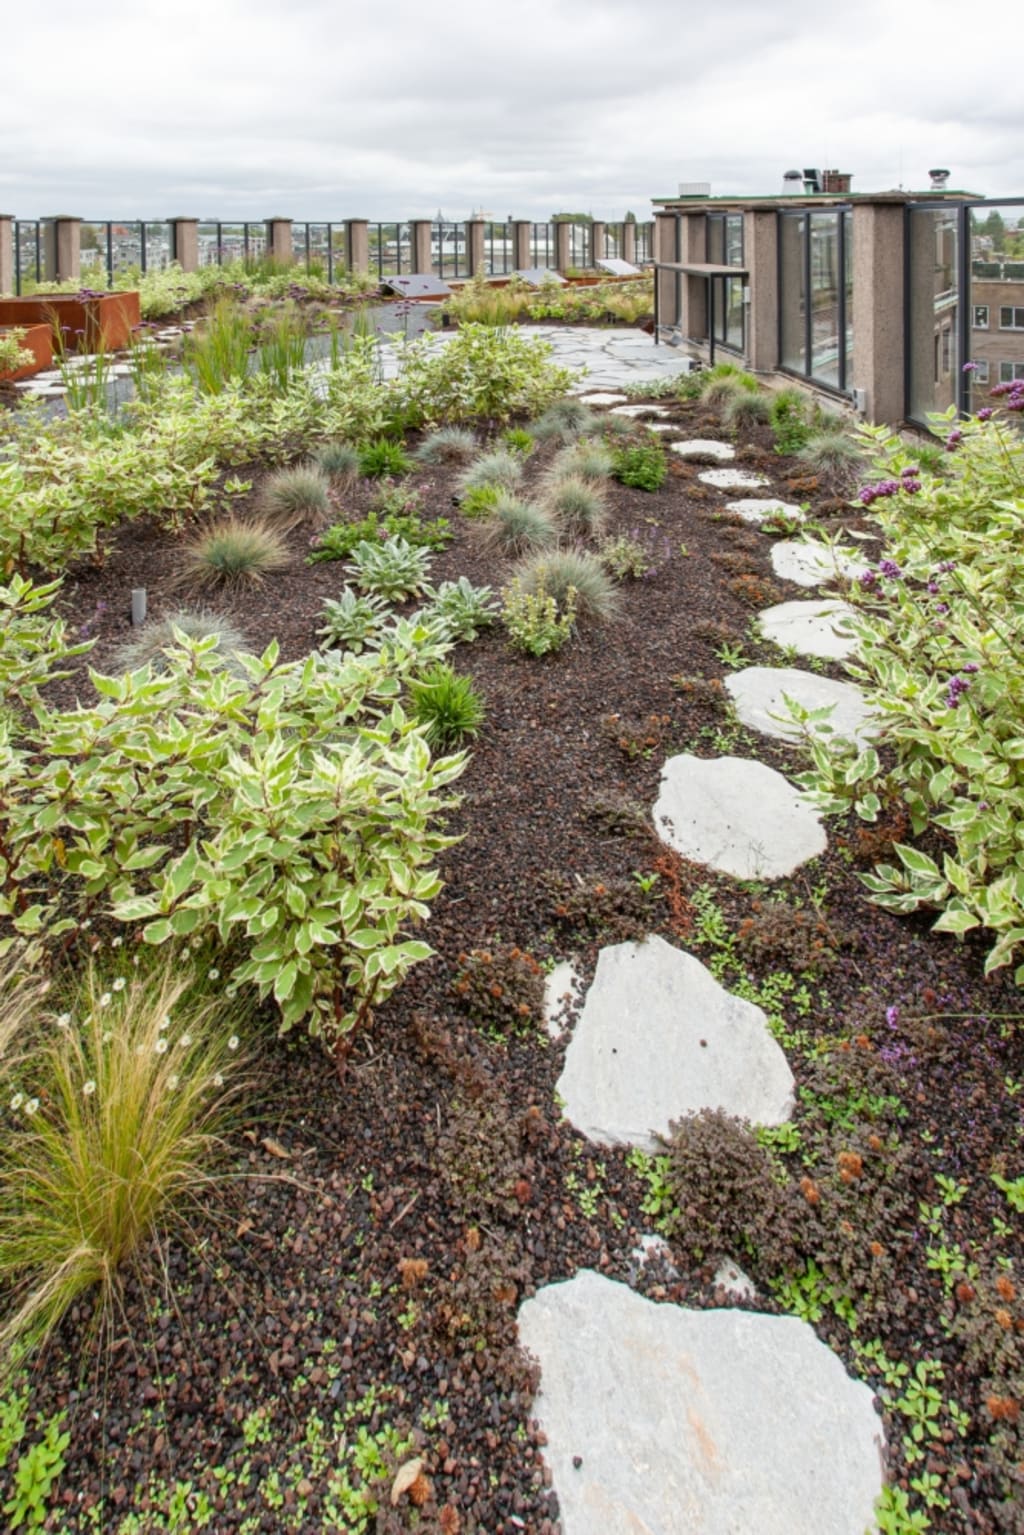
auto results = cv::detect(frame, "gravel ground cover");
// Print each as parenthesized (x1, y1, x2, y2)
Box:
(2, 384, 1022, 1535)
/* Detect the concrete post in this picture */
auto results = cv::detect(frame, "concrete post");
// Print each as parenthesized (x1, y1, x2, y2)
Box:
(554, 221, 572, 274)
(266, 218, 293, 265)
(622, 221, 637, 265)
(43, 217, 81, 283)
(465, 219, 485, 276)
(851, 202, 905, 424)
(744, 209, 778, 373)
(590, 220, 606, 267)
(679, 212, 708, 342)
(345, 219, 369, 275)
(410, 219, 433, 273)
(0, 216, 13, 295)
(168, 218, 199, 272)
(512, 220, 532, 271)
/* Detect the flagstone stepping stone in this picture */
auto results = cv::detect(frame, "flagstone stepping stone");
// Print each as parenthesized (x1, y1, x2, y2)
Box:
(518, 1271, 885, 1535)
(645, 421, 676, 432)
(698, 467, 771, 490)
(609, 402, 671, 418)
(757, 598, 859, 660)
(714, 1259, 757, 1301)
(555, 935, 794, 1148)
(670, 439, 736, 462)
(770, 540, 868, 588)
(654, 754, 826, 880)
(724, 667, 877, 745)
(577, 391, 627, 405)
(724, 497, 805, 525)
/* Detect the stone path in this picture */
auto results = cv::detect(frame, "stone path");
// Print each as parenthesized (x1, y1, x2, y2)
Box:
(519, 1272, 885, 1535)
(555, 935, 794, 1149)
(512, 359, 886, 1532)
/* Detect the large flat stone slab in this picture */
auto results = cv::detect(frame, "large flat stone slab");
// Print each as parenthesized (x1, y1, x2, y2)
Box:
(724, 497, 805, 525)
(610, 402, 671, 418)
(518, 1271, 885, 1535)
(698, 467, 771, 490)
(757, 598, 859, 659)
(654, 754, 826, 879)
(670, 439, 736, 462)
(578, 391, 627, 405)
(770, 540, 868, 588)
(724, 667, 877, 745)
(556, 936, 794, 1148)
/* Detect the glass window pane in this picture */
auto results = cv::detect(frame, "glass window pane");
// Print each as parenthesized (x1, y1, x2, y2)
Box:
(968, 203, 1024, 414)
(780, 213, 806, 372)
(907, 207, 959, 421)
(809, 211, 840, 385)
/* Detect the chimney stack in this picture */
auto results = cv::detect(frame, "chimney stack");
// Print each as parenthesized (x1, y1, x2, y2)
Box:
(821, 170, 852, 194)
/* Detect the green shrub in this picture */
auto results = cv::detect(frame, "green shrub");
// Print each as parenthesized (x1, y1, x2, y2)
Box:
(408, 663, 485, 749)
(257, 462, 331, 530)
(176, 518, 289, 590)
(359, 438, 412, 478)
(345, 535, 433, 600)
(612, 440, 667, 492)
(502, 427, 535, 457)
(458, 484, 503, 519)
(317, 588, 390, 652)
(770, 389, 814, 454)
(515, 547, 620, 624)
(413, 427, 478, 465)
(308, 501, 450, 565)
(112, 609, 250, 677)
(599, 533, 653, 580)
(455, 449, 524, 496)
(314, 440, 361, 482)
(476, 495, 557, 558)
(542, 475, 609, 540)
(0, 332, 34, 375)
(796, 410, 1024, 978)
(395, 323, 574, 424)
(422, 577, 497, 642)
(0, 960, 246, 1369)
(0, 583, 463, 1048)
(501, 577, 577, 656)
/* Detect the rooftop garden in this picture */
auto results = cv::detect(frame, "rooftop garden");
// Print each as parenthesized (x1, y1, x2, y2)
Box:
(0, 299, 1021, 1533)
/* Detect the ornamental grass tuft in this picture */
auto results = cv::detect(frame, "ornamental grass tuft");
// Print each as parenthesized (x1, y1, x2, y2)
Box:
(112, 609, 250, 677)
(514, 546, 620, 624)
(0, 959, 247, 1373)
(455, 448, 524, 497)
(176, 518, 289, 591)
(408, 662, 485, 749)
(257, 462, 331, 531)
(474, 494, 557, 558)
(413, 427, 478, 466)
(541, 475, 609, 541)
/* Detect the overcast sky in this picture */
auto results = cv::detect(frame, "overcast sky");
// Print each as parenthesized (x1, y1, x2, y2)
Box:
(3, 0, 1021, 221)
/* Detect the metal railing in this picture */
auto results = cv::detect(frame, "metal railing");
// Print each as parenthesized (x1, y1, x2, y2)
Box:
(8, 215, 655, 293)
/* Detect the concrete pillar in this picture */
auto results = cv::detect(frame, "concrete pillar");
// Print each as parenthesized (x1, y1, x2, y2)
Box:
(744, 209, 778, 373)
(43, 216, 81, 283)
(168, 218, 199, 272)
(554, 221, 572, 274)
(679, 212, 708, 342)
(266, 218, 293, 265)
(622, 221, 637, 265)
(465, 219, 485, 276)
(591, 220, 606, 267)
(654, 213, 679, 332)
(512, 220, 532, 270)
(0, 216, 13, 295)
(410, 219, 433, 273)
(345, 219, 369, 275)
(851, 202, 905, 424)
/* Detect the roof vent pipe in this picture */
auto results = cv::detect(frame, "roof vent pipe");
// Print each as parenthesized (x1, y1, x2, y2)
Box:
(929, 168, 951, 190)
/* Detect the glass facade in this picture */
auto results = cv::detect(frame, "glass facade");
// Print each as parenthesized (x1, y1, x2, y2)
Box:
(906, 206, 959, 421)
(778, 208, 852, 391)
(965, 203, 1024, 414)
(707, 213, 744, 352)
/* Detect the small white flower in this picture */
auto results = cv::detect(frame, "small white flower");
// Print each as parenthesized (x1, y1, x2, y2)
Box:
(177, 1033, 192, 1050)
(155, 1037, 169, 1055)
(212, 1073, 224, 1088)
(167, 1074, 179, 1091)
(56, 1013, 72, 1029)
(83, 1080, 97, 1097)
(227, 1035, 239, 1051)
(24, 1098, 39, 1116)
(162, 1015, 172, 1030)
(98, 992, 112, 1008)
(82, 919, 92, 930)
(207, 967, 220, 981)
(112, 977, 126, 993)
(10, 1092, 24, 1111)
(111, 936, 123, 948)
(102, 1031, 113, 1044)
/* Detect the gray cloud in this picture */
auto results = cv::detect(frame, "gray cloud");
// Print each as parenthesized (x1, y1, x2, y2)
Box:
(2, 0, 1020, 219)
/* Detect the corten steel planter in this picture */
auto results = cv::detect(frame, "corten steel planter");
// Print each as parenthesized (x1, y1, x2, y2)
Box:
(0, 322, 53, 380)
(0, 291, 140, 353)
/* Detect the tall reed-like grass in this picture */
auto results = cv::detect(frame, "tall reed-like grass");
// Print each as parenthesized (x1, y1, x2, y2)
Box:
(184, 298, 255, 394)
